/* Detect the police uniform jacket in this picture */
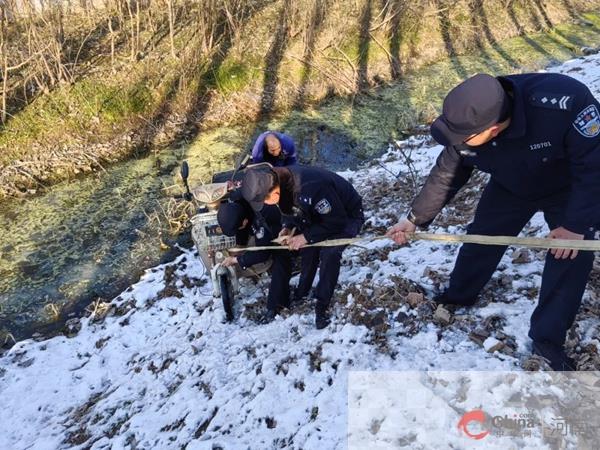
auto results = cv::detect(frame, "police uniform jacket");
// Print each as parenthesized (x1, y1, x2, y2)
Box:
(275, 165, 364, 244)
(409, 73, 600, 234)
(235, 204, 282, 270)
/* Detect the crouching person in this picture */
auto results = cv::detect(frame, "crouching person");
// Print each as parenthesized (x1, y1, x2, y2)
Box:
(240, 165, 364, 329)
(251, 131, 297, 166)
(217, 201, 292, 322)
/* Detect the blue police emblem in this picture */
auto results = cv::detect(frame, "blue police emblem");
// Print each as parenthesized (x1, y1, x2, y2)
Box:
(573, 105, 600, 138)
(315, 198, 332, 214)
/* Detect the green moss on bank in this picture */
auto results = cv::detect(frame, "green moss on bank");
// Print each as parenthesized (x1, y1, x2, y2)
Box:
(183, 15, 600, 191)
(2, 3, 600, 196)
(0, 78, 156, 162)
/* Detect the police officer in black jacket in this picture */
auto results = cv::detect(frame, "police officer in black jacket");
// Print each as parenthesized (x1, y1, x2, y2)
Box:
(217, 200, 291, 321)
(241, 164, 364, 329)
(388, 73, 600, 370)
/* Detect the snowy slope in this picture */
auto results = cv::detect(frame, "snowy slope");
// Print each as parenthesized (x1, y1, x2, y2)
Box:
(2, 54, 600, 450)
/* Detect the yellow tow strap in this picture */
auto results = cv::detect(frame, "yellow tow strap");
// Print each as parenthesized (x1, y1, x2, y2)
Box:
(230, 231, 600, 252)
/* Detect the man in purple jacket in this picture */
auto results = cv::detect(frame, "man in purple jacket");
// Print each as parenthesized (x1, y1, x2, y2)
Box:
(251, 131, 297, 166)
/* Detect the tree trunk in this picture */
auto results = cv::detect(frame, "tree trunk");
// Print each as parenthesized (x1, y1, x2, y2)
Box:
(167, 0, 176, 58)
(135, 0, 140, 57)
(126, 0, 136, 60)
(1, 55, 7, 124)
(108, 16, 115, 69)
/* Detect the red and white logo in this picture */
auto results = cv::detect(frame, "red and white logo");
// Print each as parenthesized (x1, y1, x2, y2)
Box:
(457, 410, 490, 440)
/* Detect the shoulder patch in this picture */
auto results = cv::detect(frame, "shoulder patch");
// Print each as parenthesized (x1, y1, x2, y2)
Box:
(254, 226, 265, 240)
(530, 92, 574, 111)
(573, 104, 600, 138)
(315, 198, 332, 215)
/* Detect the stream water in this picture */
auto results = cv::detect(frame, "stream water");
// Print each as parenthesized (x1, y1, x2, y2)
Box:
(4, 15, 599, 342)
(0, 127, 363, 341)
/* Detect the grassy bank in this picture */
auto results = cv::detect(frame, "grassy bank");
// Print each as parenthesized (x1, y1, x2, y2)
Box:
(1, 1, 600, 197)
(182, 12, 600, 180)
(274, 11, 600, 159)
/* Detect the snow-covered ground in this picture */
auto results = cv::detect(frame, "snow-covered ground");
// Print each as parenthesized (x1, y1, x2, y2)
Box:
(2, 54, 600, 450)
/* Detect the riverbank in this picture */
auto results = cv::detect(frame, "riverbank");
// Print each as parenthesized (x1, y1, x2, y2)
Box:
(2, 53, 600, 449)
(2, 13, 600, 348)
(1, 1, 600, 198)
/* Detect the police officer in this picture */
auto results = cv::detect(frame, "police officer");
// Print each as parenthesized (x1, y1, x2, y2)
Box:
(241, 164, 364, 329)
(388, 73, 600, 370)
(217, 200, 292, 321)
(251, 131, 297, 166)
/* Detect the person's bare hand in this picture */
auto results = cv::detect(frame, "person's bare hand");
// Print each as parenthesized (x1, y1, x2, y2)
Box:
(275, 227, 293, 245)
(288, 234, 308, 250)
(279, 227, 292, 237)
(548, 226, 584, 259)
(386, 219, 417, 245)
(222, 256, 238, 267)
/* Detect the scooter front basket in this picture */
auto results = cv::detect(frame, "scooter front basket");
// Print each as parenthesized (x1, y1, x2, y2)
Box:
(190, 211, 237, 254)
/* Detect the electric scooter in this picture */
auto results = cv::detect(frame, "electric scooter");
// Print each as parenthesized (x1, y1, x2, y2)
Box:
(178, 157, 271, 320)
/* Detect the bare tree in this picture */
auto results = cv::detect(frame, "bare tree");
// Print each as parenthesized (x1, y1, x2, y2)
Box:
(1, 5, 8, 124)
(167, 0, 176, 58)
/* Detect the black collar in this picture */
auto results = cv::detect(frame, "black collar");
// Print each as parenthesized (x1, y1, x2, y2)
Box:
(497, 76, 526, 140)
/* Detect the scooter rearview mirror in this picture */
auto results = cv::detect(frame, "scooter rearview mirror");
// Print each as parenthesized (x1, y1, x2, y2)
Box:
(180, 161, 193, 201)
(180, 161, 189, 181)
(237, 153, 251, 169)
(230, 154, 251, 183)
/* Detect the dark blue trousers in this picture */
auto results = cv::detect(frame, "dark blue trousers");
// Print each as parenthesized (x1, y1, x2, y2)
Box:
(296, 219, 363, 312)
(445, 180, 595, 347)
(266, 251, 292, 311)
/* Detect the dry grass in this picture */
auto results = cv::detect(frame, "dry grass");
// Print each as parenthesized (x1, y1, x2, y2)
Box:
(43, 303, 62, 321)
(1, 0, 600, 197)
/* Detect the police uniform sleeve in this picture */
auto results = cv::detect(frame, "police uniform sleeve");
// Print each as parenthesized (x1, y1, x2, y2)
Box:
(237, 246, 270, 270)
(236, 226, 273, 269)
(236, 206, 283, 269)
(562, 90, 600, 233)
(281, 214, 297, 230)
(303, 185, 347, 243)
(235, 227, 250, 246)
(408, 145, 473, 227)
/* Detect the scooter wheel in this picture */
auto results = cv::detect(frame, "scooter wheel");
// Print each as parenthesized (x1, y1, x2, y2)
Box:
(219, 273, 234, 321)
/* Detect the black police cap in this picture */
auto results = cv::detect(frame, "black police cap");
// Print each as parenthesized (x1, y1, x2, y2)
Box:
(430, 73, 508, 146)
(240, 165, 277, 212)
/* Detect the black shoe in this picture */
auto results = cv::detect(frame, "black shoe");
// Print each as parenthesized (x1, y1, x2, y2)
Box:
(292, 287, 311, 305)
(315, 309, 331, 330)
(532, 341, 576, 371)
(434, 292, 476, 307)
(280, 297, 291, 310)
(260, 309, 278, 324)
